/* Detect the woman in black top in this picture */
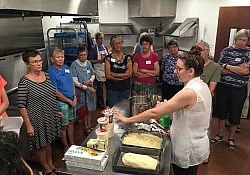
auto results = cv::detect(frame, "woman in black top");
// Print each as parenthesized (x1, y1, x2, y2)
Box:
(105, 35, 133, 107)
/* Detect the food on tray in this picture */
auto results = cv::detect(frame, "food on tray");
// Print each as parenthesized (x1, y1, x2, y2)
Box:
(122, 133, 162, 149)
(122, 152, 158, 170)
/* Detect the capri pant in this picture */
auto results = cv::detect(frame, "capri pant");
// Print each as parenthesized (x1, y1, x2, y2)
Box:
(214, 83, 247, 125)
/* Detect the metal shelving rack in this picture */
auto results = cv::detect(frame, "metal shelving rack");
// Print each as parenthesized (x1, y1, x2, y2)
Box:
(47, 23, 88, 66)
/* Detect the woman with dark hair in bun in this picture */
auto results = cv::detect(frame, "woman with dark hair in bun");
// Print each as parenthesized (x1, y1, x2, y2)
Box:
(116, 46, 212, 175)
(0, 131, 34, 175)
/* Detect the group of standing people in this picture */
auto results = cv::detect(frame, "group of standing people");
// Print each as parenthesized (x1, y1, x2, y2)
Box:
(211, 29, 250, 151)
(116, 28, 249, 175)
(16, 46, 98, 174)
(0, 28, 249, 175)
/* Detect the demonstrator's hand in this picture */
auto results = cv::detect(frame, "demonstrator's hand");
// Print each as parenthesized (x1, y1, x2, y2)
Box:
(113, 111, 129, 123)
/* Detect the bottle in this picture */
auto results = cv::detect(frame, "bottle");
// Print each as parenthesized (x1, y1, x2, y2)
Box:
(159, 99, 170, 130)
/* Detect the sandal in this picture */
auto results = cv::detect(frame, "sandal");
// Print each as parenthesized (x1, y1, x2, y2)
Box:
(228, 139, 236, 151)
(210, 134, 223, 144)
(236, 125, 241, 133)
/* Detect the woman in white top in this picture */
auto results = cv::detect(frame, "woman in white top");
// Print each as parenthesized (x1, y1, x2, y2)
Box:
(116, 46, 212, 175)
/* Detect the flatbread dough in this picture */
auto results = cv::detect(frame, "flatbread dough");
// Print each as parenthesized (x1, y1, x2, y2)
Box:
(122, 133, 162, 149)
(122, 152, 158, 170)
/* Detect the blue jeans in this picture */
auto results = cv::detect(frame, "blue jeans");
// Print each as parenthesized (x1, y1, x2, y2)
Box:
(108, 89, 130, 107)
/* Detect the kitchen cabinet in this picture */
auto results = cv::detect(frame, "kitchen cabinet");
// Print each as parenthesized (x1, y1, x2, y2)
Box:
(128, 0, 177, 17)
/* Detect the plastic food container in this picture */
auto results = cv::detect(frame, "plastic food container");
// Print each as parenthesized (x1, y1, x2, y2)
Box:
(97, 117, 109, 132)
(107, 113, 113, 123)
(107, 122, 114, 138)
(95, 128, 110, 140)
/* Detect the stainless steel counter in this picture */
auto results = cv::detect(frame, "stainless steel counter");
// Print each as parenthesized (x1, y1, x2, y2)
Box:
(59, 99, 171, 175)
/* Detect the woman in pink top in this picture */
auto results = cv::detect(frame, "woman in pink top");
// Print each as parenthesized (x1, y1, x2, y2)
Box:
(133, 34, 160, 95)
(0, 75, 9, 118)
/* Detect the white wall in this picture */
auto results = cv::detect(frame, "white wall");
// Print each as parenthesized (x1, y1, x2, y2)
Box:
(176, 0, 250, 55)
(42, 0, 129, 40)
(41, 0, 250, 55)
(98, 0, 128, 23)
(42, 16, 74, 46)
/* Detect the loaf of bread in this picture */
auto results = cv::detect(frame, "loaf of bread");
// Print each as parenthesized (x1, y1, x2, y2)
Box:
(122, 133, 162, 149)
(122, 152, 158, 170)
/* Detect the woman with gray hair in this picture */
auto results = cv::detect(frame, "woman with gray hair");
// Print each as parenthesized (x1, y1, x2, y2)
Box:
(105, 35, 133, 107)
(211, 29, 250, 151)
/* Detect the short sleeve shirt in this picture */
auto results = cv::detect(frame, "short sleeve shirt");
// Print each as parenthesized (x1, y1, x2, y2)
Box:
(48, 64, 74, 100)
(133, 52, 159, 84)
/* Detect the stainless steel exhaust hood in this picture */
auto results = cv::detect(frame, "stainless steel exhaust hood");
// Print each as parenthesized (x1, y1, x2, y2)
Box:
(0, 0, 98, 16)
(160, 18, 199, 37)
(160, 18, 199, 52)
(100, 23, 137, 35)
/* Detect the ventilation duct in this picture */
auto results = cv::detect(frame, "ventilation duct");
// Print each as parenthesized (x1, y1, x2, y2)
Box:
(0, 0, 98, 17)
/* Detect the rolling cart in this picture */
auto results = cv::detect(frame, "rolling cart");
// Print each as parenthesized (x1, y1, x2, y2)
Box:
(47, 23, 88, 66)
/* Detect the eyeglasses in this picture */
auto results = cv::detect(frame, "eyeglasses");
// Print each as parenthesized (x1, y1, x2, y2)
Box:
(97, 37, 104, 40)
(114, 42, 122, 46)
(168, 45, 178, 49)
(29, 60, 43, 65)
(141, 42, 150, 46)
(79, 53, 87, 57)
(201, 49, 208, 51)
(175, 66, 185, 73)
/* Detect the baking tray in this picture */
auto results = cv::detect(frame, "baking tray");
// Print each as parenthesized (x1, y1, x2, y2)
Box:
(121, 130, 166, 150)
(112, 145, 164, 175)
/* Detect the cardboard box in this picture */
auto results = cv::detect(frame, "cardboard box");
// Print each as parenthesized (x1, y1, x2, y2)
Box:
(64, 145, 107, 165)
(65, 155, 108, 171)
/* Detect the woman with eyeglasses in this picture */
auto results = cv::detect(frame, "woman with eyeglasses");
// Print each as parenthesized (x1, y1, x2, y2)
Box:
(70, 46, 96, 135)
(88, 32, 109, 109)
(48, 48, 77, 152)
(116, 46, 212, 175)
(211, 29, 250, 151)
(161, 40, 184, 100)
(105, 35, 133, 107)
(17, 48, 61, 175)
(133, 34, 160, 95)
